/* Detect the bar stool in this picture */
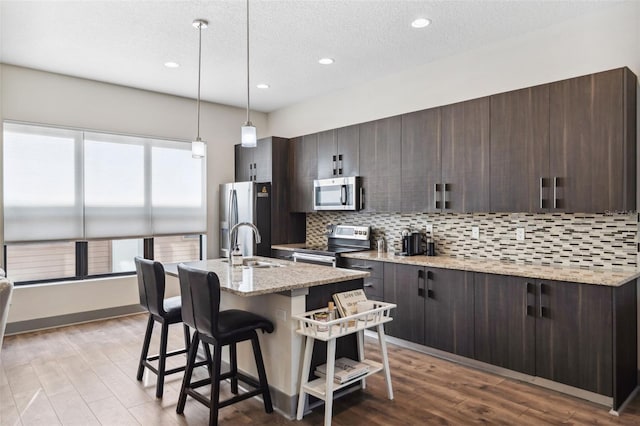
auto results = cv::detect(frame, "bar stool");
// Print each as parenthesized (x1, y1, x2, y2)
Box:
(135, 257, 192, 398)
(176, 263, 274, 426)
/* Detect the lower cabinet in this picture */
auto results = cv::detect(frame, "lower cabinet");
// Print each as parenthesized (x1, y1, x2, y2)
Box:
(270, 249, 294, 261)
(383, 263, 473, 357)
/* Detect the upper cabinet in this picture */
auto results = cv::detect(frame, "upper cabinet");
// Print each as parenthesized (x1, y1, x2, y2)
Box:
(490, 85, 550, 212)
(235, 138, 273, 182)
(289, 134, 318, 213)
(549, 68, 636, 213)
(401, 108, 441, 212)
(317, 125, 359, 179)
(359, 116, 402, 212)
(441, 97, 491, 212)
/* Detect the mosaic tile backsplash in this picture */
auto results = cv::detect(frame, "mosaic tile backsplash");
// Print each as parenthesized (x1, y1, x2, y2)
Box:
(307, 212, 639, 270)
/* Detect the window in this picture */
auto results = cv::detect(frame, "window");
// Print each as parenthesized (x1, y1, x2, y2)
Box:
(3, 122, 206, 284)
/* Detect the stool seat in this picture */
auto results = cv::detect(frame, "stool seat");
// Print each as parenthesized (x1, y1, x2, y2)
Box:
(162, 296, 183, 321)
(216, 309, 274, 341)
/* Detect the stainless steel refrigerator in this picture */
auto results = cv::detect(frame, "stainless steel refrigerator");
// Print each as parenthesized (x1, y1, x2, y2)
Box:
(219, 182, 271, 259)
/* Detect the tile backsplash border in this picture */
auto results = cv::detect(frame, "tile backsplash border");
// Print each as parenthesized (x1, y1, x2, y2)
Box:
(307, 212, 639, 270)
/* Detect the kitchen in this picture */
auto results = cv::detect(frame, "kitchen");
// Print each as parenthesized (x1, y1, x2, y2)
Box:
(1, 0, 640, 425)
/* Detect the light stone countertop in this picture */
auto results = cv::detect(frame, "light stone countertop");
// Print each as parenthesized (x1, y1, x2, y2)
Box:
(341, 251, 640, 287)
(164, 257, 369, 297)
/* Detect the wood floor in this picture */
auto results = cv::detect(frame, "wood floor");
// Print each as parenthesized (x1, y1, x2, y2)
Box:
(2, 314, 640, 425)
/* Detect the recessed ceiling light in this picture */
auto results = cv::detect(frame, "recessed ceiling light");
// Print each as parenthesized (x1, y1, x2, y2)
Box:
(411, 18, 431, 28)
(164, 61, 180, 68)
(318, 58, 334, 65)
(256, 83, 270, 89)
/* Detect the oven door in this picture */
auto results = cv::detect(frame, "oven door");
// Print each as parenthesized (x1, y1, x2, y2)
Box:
(292, 252, 337, 268)
(313, 176, 361, 211)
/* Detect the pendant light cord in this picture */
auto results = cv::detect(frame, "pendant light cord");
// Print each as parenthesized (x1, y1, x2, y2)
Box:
(196, 22, 203, 140)
(246, 0, 251, 125)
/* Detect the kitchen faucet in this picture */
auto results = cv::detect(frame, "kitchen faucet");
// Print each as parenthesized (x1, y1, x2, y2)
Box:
(229, 222, 262, 261)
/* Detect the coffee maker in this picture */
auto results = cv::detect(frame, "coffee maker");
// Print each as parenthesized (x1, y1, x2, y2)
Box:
(401, 231, 425, 256)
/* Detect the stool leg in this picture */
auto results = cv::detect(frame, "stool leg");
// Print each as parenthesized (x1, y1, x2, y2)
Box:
(251, 333, 273, 414)
(203, 342, 213, 377)
(177, 332, 200, 414)
(210, 343, 223, 426)
(137, 315, 154, 381)
(183, 324, 191, 351)
(156, 321, 169, 398)
(230, 342, 238, 394)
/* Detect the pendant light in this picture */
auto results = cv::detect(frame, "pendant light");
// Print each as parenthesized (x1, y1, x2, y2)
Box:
(241, 0, 257, 148)
(192, 19, 208, 159)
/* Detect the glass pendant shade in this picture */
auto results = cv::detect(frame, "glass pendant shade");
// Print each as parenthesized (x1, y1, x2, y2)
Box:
(191, 138, 205, 158)
(241, 123, 257, 147)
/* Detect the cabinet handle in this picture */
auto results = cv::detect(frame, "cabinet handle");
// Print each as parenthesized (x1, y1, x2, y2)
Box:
(538, 283, 545, 318)
(359, 187, 364, 210)
(332, 155, 337, 176)
(434, 184, 440, 209)
(443, 183, 451, 210)
(553, 177, 558, 209)
(338, 154, 343, 175)
(425, 270, 434, 298)
(364, 283, 373, 288)
(525, 282, 535, 317)
(418, 269, 425, 297)
(539, 178, 544, 209)
(350, 265, 373, 270)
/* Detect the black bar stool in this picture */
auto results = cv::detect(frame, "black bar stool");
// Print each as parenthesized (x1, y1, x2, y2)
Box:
(176, 263, 274, 426)
(135, 257, 192, 398)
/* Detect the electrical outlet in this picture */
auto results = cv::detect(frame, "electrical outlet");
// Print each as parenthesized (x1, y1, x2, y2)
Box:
(471, 226, 479, 239)
(426, 224, 433, 233)
(516, 228, 525, 241)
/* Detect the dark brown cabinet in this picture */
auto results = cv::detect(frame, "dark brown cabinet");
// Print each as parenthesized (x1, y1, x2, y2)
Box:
(474, 273, 536, 375)
(235, 138, 273, 182)
(383, 263, 474, 357)
(440, 97, 491, 212)
(289, 134, 318, 213)
(339, 258, 384, 301)
(359, 116, 402, 212)
(401, 108, 441, 212)
(424, 267, 474, 357)
(383, 263, 425, 344)
(490, 85, 550, 212)
(549, 68, 636, 213)
(317, 125, 359, 179)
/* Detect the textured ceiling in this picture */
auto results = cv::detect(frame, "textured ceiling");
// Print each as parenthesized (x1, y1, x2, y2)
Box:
(0, 0, 620, 112)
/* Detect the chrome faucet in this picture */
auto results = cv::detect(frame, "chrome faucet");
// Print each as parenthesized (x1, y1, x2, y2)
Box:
(229, 222, 262, 261)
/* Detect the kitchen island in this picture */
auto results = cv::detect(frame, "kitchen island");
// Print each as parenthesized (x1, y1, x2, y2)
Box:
(164, 257, 369, 419)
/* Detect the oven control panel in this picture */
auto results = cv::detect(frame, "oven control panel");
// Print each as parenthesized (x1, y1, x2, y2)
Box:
(328, 224, 370, 241)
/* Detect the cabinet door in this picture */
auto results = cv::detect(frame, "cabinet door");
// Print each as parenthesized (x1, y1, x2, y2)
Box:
(383, 263, 425, 344)
(441, 97, 490, 212)
(424, 267, 474, 357)
(474, 273, 536, 375)
(316, 129, 337, 179)
(234, 144, 254, 182)
(339, 258, 384, 300)
(253, 137, 272, 182)
(337, 124, 359, 177)
(490, 85, 550, 212)
(359, 116, 402, 212)
(401, 108, 441, 212)
(535, 280, 612, 396)
(289, 134, 318, 212)
(550, 68, 635, 213)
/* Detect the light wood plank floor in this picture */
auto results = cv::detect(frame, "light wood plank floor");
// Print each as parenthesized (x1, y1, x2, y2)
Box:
(2, 313, 640, 425)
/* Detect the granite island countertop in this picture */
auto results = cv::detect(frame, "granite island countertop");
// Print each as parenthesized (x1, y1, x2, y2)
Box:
(341, 251, 640, 287)
(164, 257, 369, 297)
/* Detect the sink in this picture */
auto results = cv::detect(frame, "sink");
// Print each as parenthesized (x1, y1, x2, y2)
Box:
(220, 258, 283, 268)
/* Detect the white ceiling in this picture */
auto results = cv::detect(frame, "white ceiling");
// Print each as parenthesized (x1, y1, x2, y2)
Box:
(0, 0, 621, 113)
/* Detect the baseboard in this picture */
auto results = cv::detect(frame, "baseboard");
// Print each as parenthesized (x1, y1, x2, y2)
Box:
(5, 304, 145, 335)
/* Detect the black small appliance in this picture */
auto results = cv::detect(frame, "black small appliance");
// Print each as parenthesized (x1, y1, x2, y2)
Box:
(402, 231, 425, 256)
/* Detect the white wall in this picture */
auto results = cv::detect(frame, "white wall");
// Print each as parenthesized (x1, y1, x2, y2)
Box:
(0, 64, 267, 323)
(267, 1, 640, 138)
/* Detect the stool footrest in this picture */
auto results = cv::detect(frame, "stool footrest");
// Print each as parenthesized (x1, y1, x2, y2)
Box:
(146, 347, 188, 362)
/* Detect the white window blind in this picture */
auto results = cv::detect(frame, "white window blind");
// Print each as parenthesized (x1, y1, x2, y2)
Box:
(3, 122, 206, 243)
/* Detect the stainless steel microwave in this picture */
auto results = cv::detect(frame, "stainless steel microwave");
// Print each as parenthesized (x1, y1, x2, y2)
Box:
(313, 176, 362, 211)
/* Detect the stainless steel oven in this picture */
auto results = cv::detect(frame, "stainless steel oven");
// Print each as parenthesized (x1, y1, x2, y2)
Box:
(291, 225, 370, 268)
(313, 176, 363, 211)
